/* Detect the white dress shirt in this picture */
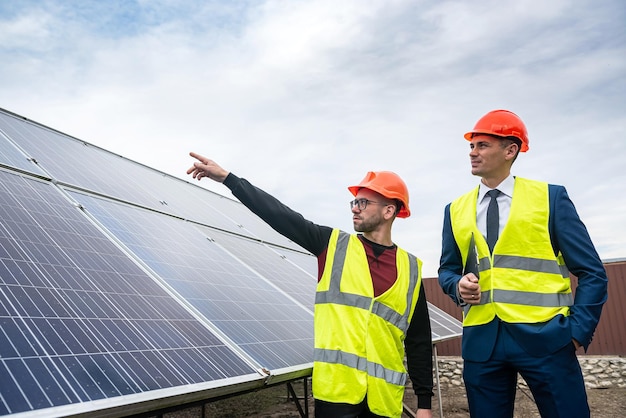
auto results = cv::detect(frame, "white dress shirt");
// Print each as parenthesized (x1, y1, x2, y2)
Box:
(477, 175, 515, 241)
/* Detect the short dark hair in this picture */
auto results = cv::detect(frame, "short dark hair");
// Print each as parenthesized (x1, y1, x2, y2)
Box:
(500, 136, 522, 149)
(500, 136, 522, 162)
(393, 199, 404, 216)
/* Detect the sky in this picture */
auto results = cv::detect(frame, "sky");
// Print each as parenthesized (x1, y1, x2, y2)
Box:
(1, 0, 625, 278)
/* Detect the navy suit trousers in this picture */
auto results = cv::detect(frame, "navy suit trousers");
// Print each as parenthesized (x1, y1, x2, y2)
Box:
(463, 321, 589, 418)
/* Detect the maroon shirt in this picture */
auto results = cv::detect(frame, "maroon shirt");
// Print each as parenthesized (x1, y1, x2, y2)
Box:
(317, 235, 399, 297)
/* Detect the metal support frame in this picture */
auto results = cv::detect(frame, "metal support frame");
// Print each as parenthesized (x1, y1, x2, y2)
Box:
(433, 344, 444, 418)
(286, 377, 310, 417)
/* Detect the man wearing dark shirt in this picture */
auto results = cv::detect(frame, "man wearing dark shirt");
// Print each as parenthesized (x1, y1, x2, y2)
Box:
(187, 152, 433, 418)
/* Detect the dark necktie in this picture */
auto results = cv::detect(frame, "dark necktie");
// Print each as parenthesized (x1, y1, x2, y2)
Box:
(486, 189, 500, 252)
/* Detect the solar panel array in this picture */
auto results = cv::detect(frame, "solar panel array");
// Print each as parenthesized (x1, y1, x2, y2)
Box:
(0, 108, 461, 417)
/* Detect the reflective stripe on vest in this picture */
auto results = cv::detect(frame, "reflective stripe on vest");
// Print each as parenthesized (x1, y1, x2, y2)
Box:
(476, 254, 569, 278)
(464, 289, 573, 316)
(313, 348, 407, 386)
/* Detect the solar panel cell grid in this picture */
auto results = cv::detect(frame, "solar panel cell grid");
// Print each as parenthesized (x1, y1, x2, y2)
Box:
(0, 171, 258, 415)
(69, 191, 315, 371)
(0, 124, 45, 175)
(205, 228, 317, 309)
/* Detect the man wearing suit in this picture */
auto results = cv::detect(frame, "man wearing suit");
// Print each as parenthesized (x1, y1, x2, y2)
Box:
(438, 109, 608, 418)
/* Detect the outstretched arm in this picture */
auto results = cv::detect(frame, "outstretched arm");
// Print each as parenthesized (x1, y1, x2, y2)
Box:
(186, 151, 332, 257)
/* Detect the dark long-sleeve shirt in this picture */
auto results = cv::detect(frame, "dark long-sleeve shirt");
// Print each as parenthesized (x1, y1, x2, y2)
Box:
(224, 174, 433, 409)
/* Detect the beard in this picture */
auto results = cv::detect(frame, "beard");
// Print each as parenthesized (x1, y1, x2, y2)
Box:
(353, 213, 383, 233)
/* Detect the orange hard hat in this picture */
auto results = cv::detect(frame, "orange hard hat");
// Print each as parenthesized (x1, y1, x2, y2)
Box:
(464, 109, 529, 152)
(348, 171, 411, 218)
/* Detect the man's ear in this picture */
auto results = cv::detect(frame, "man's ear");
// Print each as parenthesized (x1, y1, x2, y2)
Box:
(505, 142, 519, 160)
(383, 204, 397, 220)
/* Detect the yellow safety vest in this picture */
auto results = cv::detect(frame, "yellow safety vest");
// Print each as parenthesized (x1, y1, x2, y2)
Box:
(449, 178, 572, 326)
(313, 229, 422, 418)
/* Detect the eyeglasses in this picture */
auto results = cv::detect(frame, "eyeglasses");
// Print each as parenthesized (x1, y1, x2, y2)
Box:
(350, 198, 382, 211)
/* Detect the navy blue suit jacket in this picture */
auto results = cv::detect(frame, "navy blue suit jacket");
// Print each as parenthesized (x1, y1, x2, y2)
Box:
(438, 183, 608, 361)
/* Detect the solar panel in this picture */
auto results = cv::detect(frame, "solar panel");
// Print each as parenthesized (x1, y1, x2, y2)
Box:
(68, 190, 314, 371)
(0, 111, 302, 252)
(0, 107, 462, 417)
(204, 228, 317, 309)
(0, 170, 261, 416)
(271, 245, 319, 277)
(428, 302, 463, 343)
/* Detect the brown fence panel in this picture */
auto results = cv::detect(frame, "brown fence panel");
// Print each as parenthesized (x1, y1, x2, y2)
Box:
(424, 260, 626, 356)
(582, 261, 626, 355)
